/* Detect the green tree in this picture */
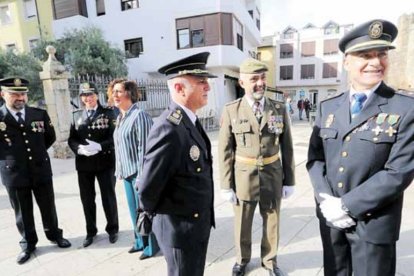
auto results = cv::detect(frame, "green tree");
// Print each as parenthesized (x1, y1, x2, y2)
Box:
(0, 49, 43, 103)
(32, 26, 128, 77)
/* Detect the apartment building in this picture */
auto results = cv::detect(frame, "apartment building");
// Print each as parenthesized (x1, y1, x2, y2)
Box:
(273, 21, 353, 107)
(0, 0, 53, 52)
(51, 0, 262, 117)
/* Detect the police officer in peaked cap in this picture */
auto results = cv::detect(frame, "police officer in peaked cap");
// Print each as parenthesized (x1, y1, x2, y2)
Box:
(138, 52, 216, 276)
(307, 19, 414, 276)
(68, 82, 119, 247)
(0, 77, 71, 264)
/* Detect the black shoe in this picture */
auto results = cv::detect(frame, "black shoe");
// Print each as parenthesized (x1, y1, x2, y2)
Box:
(16, 248, 35, 265)
(232, 263, 247, 276)
(54, 237, 71, 248)
(266, 267, 285, 276)
(128, 246, 143, 254)
(139, 253, 150, 260)
(109, 233, 118, 244)
(83, 236, 94, 248)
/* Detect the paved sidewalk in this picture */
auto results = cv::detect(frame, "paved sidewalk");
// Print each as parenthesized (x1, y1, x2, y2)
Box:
(0, 120, 413, 275)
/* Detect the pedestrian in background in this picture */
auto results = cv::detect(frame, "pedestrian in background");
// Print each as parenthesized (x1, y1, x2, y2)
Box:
(0, 77, 71, 265)
(307, 19, 414, 276)
(111, 78, 159, 259)
(138, 52, 216, 276)
(304, 98, 311, 121)
(68, 82, 119, 248)
(297, 97, 304, 120)
(218, 59, 295, 276)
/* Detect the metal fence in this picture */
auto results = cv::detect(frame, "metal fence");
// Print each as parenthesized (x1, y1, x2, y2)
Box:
(68, 76, 218, 131)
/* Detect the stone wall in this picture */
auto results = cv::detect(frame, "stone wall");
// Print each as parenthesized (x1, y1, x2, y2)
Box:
(386, 13, 414, 92)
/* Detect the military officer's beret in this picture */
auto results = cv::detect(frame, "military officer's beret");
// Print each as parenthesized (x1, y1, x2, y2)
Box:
(158, 52, 217, 78)
(0, 77, 29, 93)
(79, 82, 98, 96)
(339, 19, 398, 54)
(239, 58, 268, 74)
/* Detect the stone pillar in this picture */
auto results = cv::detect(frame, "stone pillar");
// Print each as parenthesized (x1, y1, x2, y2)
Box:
(39, 46, 74, 158)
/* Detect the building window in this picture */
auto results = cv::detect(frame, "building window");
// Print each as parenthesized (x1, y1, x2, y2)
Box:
(23, 0, 37, 19)
(124, 38, 143, 58)
(28, 38, 39, 51)
(324, 23, 339, 35)
(121, 0, 139, 11)
(234, 17, 243, 51)
(280, 43, 293, 59)
(6, 43, 16, 52)
(323, 39, 339, 55)
(96, 0, 105, 16)
(301, 41, 315, 57)
(323, 62, 338, 78)
(280, 65, 293, 80)
(52, 0, 88, 19)
(0, 5, 12, 25)
(256, 18, 260, 30)
(177, 29, 190, 49)
(191, 29, 205, 47)
(301, 64, 315, 79)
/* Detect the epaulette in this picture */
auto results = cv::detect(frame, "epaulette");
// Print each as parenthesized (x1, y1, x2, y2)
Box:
(72, 109, 83, 114)
(268, 98, 285, 109)
(320, 92, 344, 104)
(395, 89, 414, 98)
(225, 98, 242, 106)
(166, 109, 183, 125)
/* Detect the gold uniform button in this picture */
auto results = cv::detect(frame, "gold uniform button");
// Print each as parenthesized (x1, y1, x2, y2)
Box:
(341, 151, 348, 157)
(194, 213, 199, 218)
(27, 148, 31, 152)
(4, 134, 7, 137)
(345, 136, 351, 141)
(339, 167, 344, 172)
(88, 134, 91, 137)
(29, 156, 32, 160)
(196, 168, 201, 172)
(338, 182, 343, 188)
(25, 140, 29, 144)
(366, 213, 372, 217)
(373, 137, 378, 142)
(23, 132, 26, 136)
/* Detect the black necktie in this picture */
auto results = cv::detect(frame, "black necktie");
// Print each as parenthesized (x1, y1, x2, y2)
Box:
(16, 112, 25, 125)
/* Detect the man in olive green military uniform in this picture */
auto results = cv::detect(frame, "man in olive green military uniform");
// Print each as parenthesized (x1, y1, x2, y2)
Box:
(218, 59, 295, 276)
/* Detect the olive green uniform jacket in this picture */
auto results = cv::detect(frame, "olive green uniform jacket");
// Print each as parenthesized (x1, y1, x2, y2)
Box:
(218, 96, 295, 208)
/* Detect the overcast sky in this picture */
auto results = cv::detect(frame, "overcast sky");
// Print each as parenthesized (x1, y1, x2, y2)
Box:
(261, 0, 414, 36)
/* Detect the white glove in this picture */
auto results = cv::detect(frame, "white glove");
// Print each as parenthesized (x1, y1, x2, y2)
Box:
(85, 139, 102, 152)
(319, 193, 347, 222)
(77, 145, 99, 156)
(332, 214, 356, 229)
(282, 186, 295, 199)
(220, 189, 237, 204)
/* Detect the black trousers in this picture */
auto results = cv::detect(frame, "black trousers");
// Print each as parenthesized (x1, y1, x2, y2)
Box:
(77, 169, 118, 236)
(158, 236, 210, 276)
(6, 177, 63, 251)
(319, 220, 396, 276)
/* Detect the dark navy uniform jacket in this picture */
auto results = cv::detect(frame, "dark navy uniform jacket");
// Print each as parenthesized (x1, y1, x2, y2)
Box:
(0, 105, 55, 187)
(138, 102, 215, 247)
(307, 82, 414, 244)
(68, 104, 116, 172)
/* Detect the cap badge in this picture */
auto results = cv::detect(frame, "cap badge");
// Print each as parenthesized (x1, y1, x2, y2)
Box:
(81, 83, 90, 90)
(14, 78, 22, 87)
(369, 21, 383, 39)
(189, 145, 200, 161)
